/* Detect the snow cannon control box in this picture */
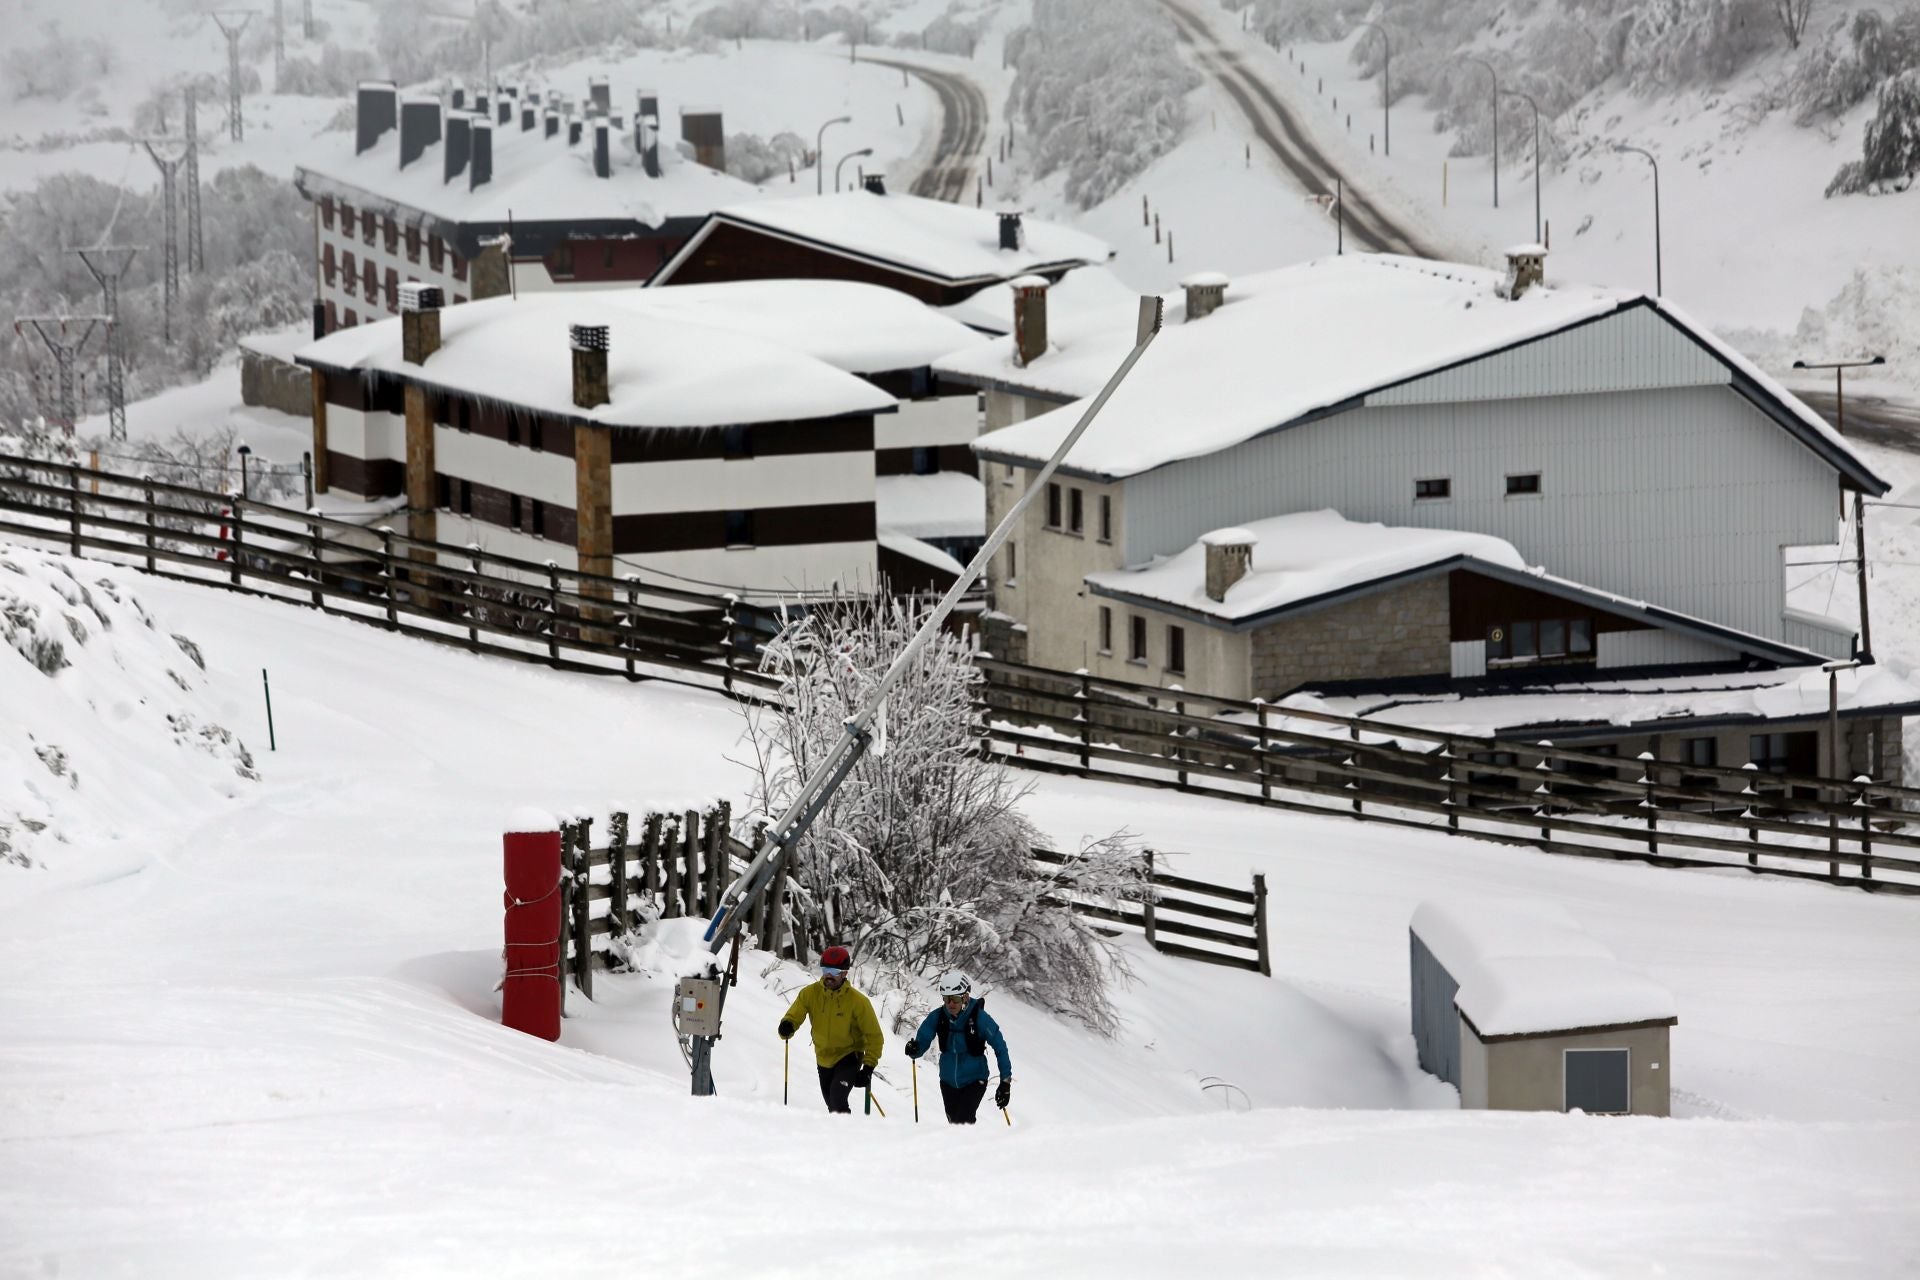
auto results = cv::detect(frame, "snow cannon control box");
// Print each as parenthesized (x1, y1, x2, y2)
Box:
(675, 977, 723, 1036)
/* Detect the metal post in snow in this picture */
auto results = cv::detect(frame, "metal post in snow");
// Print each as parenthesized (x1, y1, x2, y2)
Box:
(262, 669, 277, 750)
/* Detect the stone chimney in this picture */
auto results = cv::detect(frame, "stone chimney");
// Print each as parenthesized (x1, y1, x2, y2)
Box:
(496, 94, 512, 126)
(443, 112, 471, 184)
(398, 95, 441, 169)
(400, 282, 444, 365)
(450, 85, 465, 111)
(1202, 528, 1257, 602)
(862, 173, 886, 195)
(469, 118, 493, 190)
(1010, 274, 1049, 369)
(637, 91, 661, 176)
(545, 110, 559, 139)
(470, 239, 509, 300)
(588, 76, 611, 117)
(593, 121, 611, 179)
(1500, 245, 1547, 300)
(998, 211, 1024, 252)
(355, 81, 398, 155)
(569, 119, 584, 146)
(680, 109, 725, 171)
(1181, 271, 1229, 321)
(571, 324, 610, 410)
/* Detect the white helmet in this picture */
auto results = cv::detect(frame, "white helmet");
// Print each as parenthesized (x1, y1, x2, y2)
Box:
(937, 970, 973, 998)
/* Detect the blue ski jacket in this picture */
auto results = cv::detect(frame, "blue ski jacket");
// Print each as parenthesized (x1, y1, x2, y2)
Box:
(907, 998, 1012, 1089)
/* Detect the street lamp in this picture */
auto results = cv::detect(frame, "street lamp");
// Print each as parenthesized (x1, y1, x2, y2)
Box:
(236, 442, 252, 502)
(1353, 20, 1390, 156)
(834, 146, 873, 193)
(1823, 657, 1864, 873)
(1614, 143, 1661, 295)
(1791, 354, 1886, 437)
(1463, 56, 1498, 208)
(815, 115, 850, 195)
(1500, 88, 1543, 243)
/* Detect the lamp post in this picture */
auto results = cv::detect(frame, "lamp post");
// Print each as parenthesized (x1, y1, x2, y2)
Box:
(815, 115, 850, 195)
(834, 147, 873, 193)
(1464, 56, 1498, 208)
(1824, 657, 1864, 874)
(1614, 143, 1661, 295)
(1500, 88, 1543, 243)
(1796, 354, 1887, 662)
(1353, 20, 1390, 156)
(236, 442, 252, 502)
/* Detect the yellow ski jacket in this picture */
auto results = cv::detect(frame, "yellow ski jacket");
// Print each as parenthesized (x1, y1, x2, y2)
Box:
(783, 979, 884, 1070)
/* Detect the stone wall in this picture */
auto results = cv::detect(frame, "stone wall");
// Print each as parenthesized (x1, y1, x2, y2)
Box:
(240, 348, 315, 418)
(1250, 574, 1451, 698)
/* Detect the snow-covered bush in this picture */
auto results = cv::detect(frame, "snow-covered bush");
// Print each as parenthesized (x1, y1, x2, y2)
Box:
(736, 593, 1145, 1032)
(2, 21, 115, 102)
(907, 14, 983, 57)
(724, 131, 810, 184)
(1009, 0, 1200, 209)
(274, 46, 385, 98)
(1788, 8, 1920, 124)
(1826, 67, 1920, 194)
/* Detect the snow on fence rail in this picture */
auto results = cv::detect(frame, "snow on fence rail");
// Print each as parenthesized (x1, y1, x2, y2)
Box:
(0, 453, 779, 698)
(552, 811, 1269, 1000)
(974, 657, 1920, 896)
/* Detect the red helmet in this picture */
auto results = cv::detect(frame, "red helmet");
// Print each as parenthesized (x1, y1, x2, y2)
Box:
(820, 945, 852, 972)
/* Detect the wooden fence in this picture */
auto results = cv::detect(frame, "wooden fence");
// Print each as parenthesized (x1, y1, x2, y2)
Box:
(554, 809, 1271, 995)
(0, 454, 780, 698)
(975, 657, 1920, 896)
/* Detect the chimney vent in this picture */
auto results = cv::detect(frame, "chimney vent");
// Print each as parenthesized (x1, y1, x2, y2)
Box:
(571, 323, 610, 410)
(862, 173, 886, 195)
(569, 119, 584, 147)
(450, 86, 465, 110)
(1010, 275, 1049, 369)
(1181, 271, 1229, 321)
(398, 96, 442, 169)
(1500, 244, 1547, 300)
(1201, 527, 1257, 602)
(521, 105, 536, 131)
(997, 211, 1024, 252)
(400, 283, 444, 365)
(355, 81, 398, 155)
(593, 121, 611, 179)
(588, 76, 611, 117)
(443, 112, 471, 184)
(497, 97, 512, 126)
(470, 118, 493, 190)
(545, 110, 559, 139)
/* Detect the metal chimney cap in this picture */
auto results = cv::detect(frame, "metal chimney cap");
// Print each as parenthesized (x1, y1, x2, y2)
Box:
(1200, 526, 1258, 548)
(399, 282, 444, 312)
(570, 323, 610, 352)
(1180, 271, 1230, 289)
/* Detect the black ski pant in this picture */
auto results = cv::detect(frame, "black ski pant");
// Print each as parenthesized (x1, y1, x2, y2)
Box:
(941, 1080, 989, 1124)
(818, 1051, 864, 1114)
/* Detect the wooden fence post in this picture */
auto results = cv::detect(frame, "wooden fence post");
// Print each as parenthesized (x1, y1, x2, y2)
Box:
(766, 837, 789, 956)
(572, 819, 594, 1000)
(143, 478, 157, 574)
(1741, 764, 1761, 867)
(721, 605, 736, 696)
(1077, 670, 1092, 773)
(1255, 699, 1271, 802)
(1175, 697, 1188, 788)
(1638, 751, 1659, 854)
(228, 498, 244, 586)
(546, 561, 562, 668)
(557, 820, 574, 1017)
(704, 803, 728, 914)
(641, 813, 663, 909)
(1252, 873, 1271, 978)
(1443, 741, 1459, 833)
(67, 465, 82, 559)
(663, 816, 682, 918)
(307, 515, 325, 608)
(466, 550, 482, 651)
(379, 529, 397, 629)
(1536, 740, 1554, 843)
(1856, 777, 1874, 880)
(1143, 849, 1158, 949)
(1348, 722, 1363, 815)
(609, 810, 630, 936)
(624, 577, 639, 680)
(682, 809, 700, 918)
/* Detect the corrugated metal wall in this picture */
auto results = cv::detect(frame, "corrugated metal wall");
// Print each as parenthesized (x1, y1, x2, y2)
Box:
(1410, 931, 1462, 1087)
(1126, 383, 1841, 644)
(1595, 629, 1737, 669)
(1782, 610, 1856, 660)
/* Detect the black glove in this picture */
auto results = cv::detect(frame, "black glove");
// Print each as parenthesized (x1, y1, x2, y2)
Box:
(994, 1079, 1011, 1109)
(904, 1040, 924, 1059)
(855, 1063, 874, 1088)
(777, 1019, 795, 1040)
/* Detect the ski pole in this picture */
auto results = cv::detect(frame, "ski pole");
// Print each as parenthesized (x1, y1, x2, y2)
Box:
(868, 1088, 886, 1118)
(783, 1040, 789, 1107)
(1002, 1107, 1011, 1126)
(912, 1060, 919, 1123)
(864, 1080, 871, 1115)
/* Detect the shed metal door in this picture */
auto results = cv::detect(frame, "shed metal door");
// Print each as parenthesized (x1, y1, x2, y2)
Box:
(1564, 1048, 1631, 1113)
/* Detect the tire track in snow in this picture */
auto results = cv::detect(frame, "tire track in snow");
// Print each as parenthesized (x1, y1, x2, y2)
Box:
(861, 57, 989, 203)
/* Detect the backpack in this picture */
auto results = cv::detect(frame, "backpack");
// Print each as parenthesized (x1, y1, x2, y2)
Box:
(936, 997, 988, 1058)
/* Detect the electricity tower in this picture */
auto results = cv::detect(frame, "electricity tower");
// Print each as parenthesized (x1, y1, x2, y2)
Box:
(302, 0, 314, 39)
(142, 139, 189, 342)
(13, 317, 110, 437)
(211, 11, 254, 142)
(184, 88, 204, 274)
(273, 0, 285, 81)
(71, 247, 142, 442)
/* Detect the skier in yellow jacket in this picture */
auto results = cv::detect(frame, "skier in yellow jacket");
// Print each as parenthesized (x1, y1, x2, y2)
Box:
(778, 945, 884, 1113)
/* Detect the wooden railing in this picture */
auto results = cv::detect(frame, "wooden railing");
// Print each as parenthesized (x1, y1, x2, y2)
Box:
(0, 453, 781, 697)
(1035, 847, 1269, 974)
(975, 657, 1920, 895)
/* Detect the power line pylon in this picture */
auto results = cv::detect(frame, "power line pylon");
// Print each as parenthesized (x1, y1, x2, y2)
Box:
(273, 0, 285, 82)
(302, 0, 313, 39)
(71, 247, 142, 442)
(13, 317, 111, 438)
(211, 11, 254, 142)
(141, 139, 188, 343)
(183, 88, 204, 274)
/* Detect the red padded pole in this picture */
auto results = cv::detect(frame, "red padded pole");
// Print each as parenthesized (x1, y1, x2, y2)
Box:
(502, 818, 562, 1041)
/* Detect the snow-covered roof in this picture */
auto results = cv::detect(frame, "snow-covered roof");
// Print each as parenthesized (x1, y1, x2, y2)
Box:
(1285, 661, 1920, 741)
(1411, 898, 1675, 1038)
(877, 531, 965, 576)
(294, 289, 895, 429)
(875, 472, 986, 541)
(937, 262, 1140, 337)
(661, 191, 1112, 289)
(956, 255, 1888, 493)
(296, 100, 762, 228)
(1085, 510, 1527, 623)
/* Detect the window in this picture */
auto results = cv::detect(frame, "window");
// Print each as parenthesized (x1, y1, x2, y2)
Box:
(383, 219, 398, 254)
(451, 252, 467, 282)
(1415, 477, 1451, 500)
(1540, 619, 1566, 658)
(602, 241, 616, 270)
(910, 446, 935, 476)
(436, 474, 451, 510)
(1749, 731, 1817, 776)
(1564, 1048, 1630, 1114)
(1098, 494, 1112, 543)
(361, 211, 375, 246)
(405, 225, 421, 263)
(363, 259, 377, 300)
(320, 197, 335, 230)
(1681, 736, 1718, 788)
(1488, 617, 1595, 664)
(322, 242, 336, 283)
(724, 510, 755, 548)
(551, 241, 575, 278)
(530, 499, 546, 539)
(324, 300, 338, 331)
(428, 235, 444, 271)
(1511, 620, 1537, 660)
(344, 308, 357, 327)
(1005, 540, 1016, 585)
(458, 479, 473, 516)
(1506, 472, 1542, 496)
(384, 267, 399, 312)
(1570, 619, 1593, 655)
(1129, 615, 1147, 663)
(509, 494, 523, 529)
(1068, 487, 1084, 535)
(1003, 462, 1015, 486)
(1046, 482, 1062, 529)
(1098, 606, 1112, 655)
(342, 251, 357, 295)
(1167, 624, 1185, 674)
(722, 425, 752, 460)
(340, 202, 354, 232)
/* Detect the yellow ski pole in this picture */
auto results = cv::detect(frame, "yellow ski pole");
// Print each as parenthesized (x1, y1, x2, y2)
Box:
(868, 1087, 887, 1118)
(912, 1059, 920, 1123)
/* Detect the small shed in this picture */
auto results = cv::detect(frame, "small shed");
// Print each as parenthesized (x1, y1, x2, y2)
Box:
(1410, 898, 1677, 1116)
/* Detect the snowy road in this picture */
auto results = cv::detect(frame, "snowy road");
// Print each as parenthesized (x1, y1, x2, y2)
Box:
(861, 57, 990, 204)
(1800, 390, 1920, 457)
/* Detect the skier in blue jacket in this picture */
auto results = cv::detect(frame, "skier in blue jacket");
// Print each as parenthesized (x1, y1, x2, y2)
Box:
(903, 970, 1013, 1124)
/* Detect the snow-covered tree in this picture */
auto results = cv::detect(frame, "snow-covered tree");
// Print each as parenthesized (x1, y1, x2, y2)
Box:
(1827, 67, 1920, 194)
(736, 593, 1145, 1033)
